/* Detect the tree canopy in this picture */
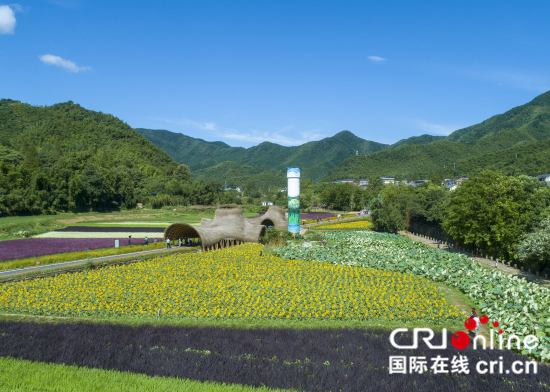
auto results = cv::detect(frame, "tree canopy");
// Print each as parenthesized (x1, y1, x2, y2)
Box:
(0, 100, 223, 215)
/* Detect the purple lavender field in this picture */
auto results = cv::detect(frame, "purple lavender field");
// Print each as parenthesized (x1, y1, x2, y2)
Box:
(2, 321, 549, 392)
(299, 212, 337, 219)
(0, 238, 162, 262)
(55, 226, 165, 233)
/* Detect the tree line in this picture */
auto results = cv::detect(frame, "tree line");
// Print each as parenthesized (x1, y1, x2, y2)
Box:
(369, 171, 550, 272)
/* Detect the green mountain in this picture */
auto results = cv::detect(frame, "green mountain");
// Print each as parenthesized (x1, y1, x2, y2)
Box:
(440, 140, 550, 178)
(136, 128, 446, 186)
(0, 99, 189, 215)
(135, 128, 243, 171)
(193, 161, 287, 190)
(446, 90, 550, 143)
(390, 134, 446, 149)
(136, 129, 390, 180)
(1, 100, 177, 175)
(323, 90, 550, 180)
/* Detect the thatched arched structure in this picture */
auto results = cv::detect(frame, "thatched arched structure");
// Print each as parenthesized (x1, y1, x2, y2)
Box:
(164, 205, 272, 251)
(248, 205, 288, 230)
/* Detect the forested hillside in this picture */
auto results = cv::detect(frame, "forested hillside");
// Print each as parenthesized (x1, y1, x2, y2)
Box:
(4, 88, 548, 217)
(446, 89, 550, 143)
(0, 100, 222, 215)
(324, 90, 550, 180)
(137, 129, 389, 181)
(192, 161, 287, 190)
(440, 139, 550, 178)
(137, 129, 447, 184)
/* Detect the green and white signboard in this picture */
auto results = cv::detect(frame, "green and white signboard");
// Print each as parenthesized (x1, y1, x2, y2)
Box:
(287, 167, 300, 233)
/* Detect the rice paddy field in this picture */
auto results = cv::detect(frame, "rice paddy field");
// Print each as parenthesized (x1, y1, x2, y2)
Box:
(2, 214, 550, 391)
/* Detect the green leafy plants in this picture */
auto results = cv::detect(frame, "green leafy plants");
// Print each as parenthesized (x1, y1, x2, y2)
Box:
(274, 231, 550, 362)
(262, 227, 294, 246)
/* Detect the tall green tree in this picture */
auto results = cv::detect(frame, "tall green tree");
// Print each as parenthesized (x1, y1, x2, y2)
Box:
(368, 177, 383, 196)
(173, 164, 191, 182)
(371, 204, 404, 233)
(441, 171, 525, 259)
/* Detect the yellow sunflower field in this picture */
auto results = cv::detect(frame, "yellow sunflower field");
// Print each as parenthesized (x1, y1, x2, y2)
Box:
(0, 243, 460, 323)
(312, 220, 372, 230)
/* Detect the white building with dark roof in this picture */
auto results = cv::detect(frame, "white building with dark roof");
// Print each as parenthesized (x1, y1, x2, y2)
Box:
(379, 177, 395, 185)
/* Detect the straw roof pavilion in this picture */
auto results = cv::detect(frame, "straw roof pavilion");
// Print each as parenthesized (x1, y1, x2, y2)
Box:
(247, 205, 287, 230)
(164, 205, 288, 251)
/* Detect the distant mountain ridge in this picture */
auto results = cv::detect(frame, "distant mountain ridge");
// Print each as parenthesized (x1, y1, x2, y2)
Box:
(136, 128, 445, 186)
(323, 89, 550, 181)
(139, 89, 550, 187)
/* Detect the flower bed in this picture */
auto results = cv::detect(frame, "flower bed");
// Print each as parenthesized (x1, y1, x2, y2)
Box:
(54, 226, 166, 232)
(274, 231, 550, 362)
(310, 220, 372, 230)
(0, 237, 163, 264)
(249, 212, 336, 220)
(2, 321, 548, 392)
(0, 243, 461, 323)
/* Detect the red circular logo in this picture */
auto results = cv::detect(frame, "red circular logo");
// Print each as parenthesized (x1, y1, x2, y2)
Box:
(451, 331, 470, 349)
(480, 315, 489, 324)
(492, 321, 499, 328)
(464, 318, 476, 330)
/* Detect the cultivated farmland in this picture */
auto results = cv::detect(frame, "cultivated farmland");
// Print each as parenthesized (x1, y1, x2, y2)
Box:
(0, 243, 461, 322)
(2, 228, 550, 391)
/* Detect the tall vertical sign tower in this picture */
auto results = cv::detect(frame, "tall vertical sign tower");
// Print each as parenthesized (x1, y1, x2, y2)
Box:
(287, 167, 300, 233)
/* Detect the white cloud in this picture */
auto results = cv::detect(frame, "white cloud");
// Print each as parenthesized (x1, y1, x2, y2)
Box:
(0, 5, 16, 34)
(10, 3, 23, 12)
(156, 118, 325, 146)
(158, 118, 218, 131)
(412, 120, 459, 136)
(368, 56, 386, 63)
(218, 129, 325, 146)
(38, 54, 91, 73)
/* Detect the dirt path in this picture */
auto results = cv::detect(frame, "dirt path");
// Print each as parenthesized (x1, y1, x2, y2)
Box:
(401, 231, 550, 289)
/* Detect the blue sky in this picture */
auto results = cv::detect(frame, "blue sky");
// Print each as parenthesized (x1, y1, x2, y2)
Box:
(2, 1, 550, 147)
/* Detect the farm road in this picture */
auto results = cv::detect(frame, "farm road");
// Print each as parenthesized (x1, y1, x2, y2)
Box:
(0, 246, 196, 279)
(401, 231, 550, 289)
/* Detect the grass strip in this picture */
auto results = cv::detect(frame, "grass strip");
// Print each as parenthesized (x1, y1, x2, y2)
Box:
(0, 311, 464, 331)
(0, 356, 292, 392)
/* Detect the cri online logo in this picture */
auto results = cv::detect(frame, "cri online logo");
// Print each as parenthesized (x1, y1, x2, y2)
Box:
(390, 315, 539, 351)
